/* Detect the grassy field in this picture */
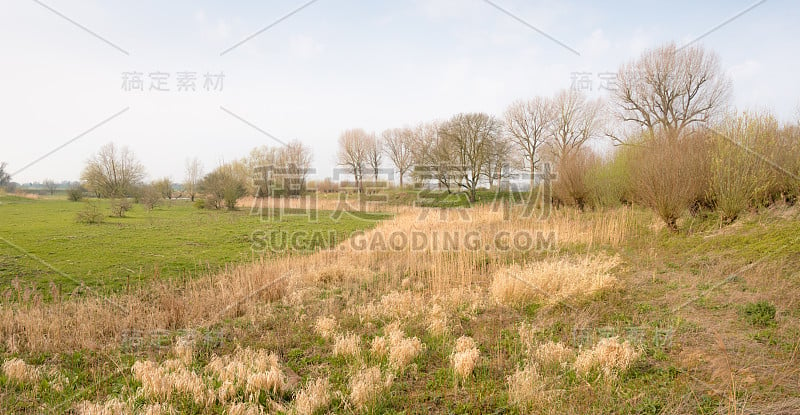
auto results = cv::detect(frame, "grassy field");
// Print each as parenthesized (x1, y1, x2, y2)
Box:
(0, 195, 389, 294)
(1, 198, 799, 414)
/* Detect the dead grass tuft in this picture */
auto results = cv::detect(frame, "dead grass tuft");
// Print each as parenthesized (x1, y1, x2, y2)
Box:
(131, 359, 211, 406)
(574, 337, 639, 378)
(293, 377, 331, 415)
(532, 341, 574, 368)
(507, 363, 550, 409)
(313, 315, 338, 340)
(349, 366, 394, 411)
(450, 336, 480, 381)
(75, 398, 130, 415)
(332, 332, 362, 358)
(1, 358, 40, 384)
(490, 255, 620, 305)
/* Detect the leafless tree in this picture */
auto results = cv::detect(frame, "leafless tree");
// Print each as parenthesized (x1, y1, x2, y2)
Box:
(611, 43, 731, 143)
(81, 143, 146, 198)
(337, 129, 369, 192)
(277, 140, 313, 196)
(43, 179, 57, 195)
(504, 97, 555, 189)
(439, 113, 501, 202)
(484, 134, 512, 189)
(549, 89, 603, 161)
(184, 157, 204, 201)
(382, 127, 414, 188)
(248, 146, 278, 197)
(365, 133, 383, 183)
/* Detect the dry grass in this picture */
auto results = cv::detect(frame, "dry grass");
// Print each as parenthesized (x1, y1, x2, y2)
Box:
(1, 357, 40, 384)
(332, 332, 362, 358)
(574, 337, 640, 378)
(532, 341, 574, 368)
(131, 359, 211, 406)
(0, 203, 635, 355)
(313, 315, 338, 340)
(450, 336, 480, 381)
(349, 366, 394, 411)
(174, 336, 194, 365)
(75, 397, 130, 415)
(490, 254, 620, 305)
(387, 335, 424, 372)
(226, 402, 266, 415)
(293, 377, 331, 415)
(507, 363, 549, 409)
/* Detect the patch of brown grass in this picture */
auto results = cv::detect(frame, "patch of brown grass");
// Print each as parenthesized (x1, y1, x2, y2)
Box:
(490, 254, 620, 305)
(349, 366, 394, 411)
(574, 337, 639, 378)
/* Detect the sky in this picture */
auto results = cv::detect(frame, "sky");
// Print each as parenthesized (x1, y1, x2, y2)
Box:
(1, 0, 798, 184)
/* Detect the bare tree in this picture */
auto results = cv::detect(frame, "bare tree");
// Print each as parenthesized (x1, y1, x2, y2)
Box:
(382, 127, 414, 188)
(549, 89, 603, 161)
(611, 43, 731, 143)
(43, 179, 57, 195)
(504, 97, 555, 189)
(81, 143, 146, 198)
(277, 140, 313, 196)
(484, 134, 512, 189)
(184, 157, 204, 201)
(365, 134, 383, 183)
(409, 121, 457, 191)
(439, 113, 501, 202)
(248, 146, 277, 197)
(337, 129, 369, 192)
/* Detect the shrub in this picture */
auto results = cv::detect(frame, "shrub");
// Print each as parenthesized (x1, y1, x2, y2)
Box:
(711, 111, 779, 223)
(631, 133, 711, 231)
(139, 184, 163, 211)
(66, 185, 84, 202)
(193, 198, 205, 209)
(552, 148, 598, 211)
(76, 202, 105, 224)
(110, 198, 132, 217)
(741, 301, 776, 327)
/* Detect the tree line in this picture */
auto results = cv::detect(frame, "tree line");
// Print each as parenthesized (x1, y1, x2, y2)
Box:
(336, 43, 800, 230)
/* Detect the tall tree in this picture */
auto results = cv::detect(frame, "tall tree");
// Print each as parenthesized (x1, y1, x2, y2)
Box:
(81, 143, 145, 198)
(439, 113, 501, 202)
(184, 157, 204, 201)
(549, 89, 603, 161)
(0, 162, 11, 188)
(611, 43, 731, 143)
(504, 97, 554, 189)
(382, 127, 414, 188)
(365, 134, 383, 183)
(337, 129, 369, 192)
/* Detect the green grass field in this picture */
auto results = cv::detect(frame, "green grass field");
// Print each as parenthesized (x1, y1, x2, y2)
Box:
(0, 195, 388, 294)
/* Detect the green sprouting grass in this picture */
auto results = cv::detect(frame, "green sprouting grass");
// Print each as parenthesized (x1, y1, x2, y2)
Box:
(0, 196, 389, 294)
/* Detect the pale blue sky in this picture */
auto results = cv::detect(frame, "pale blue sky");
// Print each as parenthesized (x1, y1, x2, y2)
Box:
(2, 0, 798, 183)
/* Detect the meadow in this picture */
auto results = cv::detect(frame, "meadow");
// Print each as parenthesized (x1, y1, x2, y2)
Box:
(0, 195, 389, 294)
(1, 194, 799, 414)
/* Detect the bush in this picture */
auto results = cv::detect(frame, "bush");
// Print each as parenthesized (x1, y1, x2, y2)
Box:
(67, 186, 84, 202)
(139, 185, 162, 211)
(193, 199, 205, 209)
(741, 301, 776, 327)
(631, 133, 711, 231)
(75, 202, 104, 224)
(711, 112, 779, 223)
(110, 198, 132, 217)
(553, 149, 598, 211)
